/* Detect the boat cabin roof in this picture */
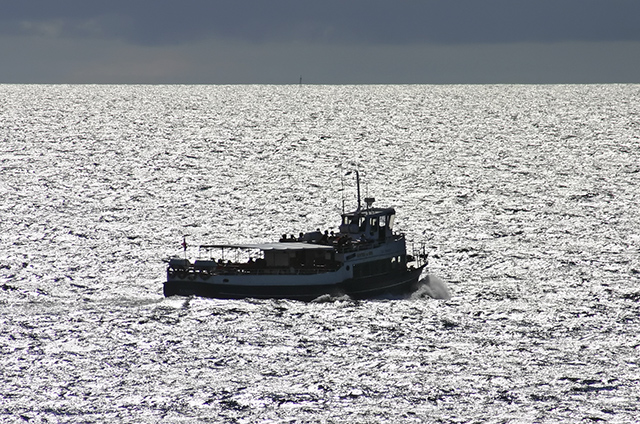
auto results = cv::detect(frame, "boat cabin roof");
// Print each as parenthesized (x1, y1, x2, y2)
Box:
(342, 207, 396, 219)
(199, 242, 334, 251)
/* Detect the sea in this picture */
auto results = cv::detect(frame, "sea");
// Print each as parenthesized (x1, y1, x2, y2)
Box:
(1, 84, 639, 423)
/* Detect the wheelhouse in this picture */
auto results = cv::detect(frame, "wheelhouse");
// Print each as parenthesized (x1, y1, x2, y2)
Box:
(338, 198, 396, 242)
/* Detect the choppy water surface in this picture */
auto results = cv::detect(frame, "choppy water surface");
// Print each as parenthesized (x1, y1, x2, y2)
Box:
(1, 84, 639, 423)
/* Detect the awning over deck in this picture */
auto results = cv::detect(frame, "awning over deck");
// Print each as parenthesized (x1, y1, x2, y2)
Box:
(199, 242, 334, 251)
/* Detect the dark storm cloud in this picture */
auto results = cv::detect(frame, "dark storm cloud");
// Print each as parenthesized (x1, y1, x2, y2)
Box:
(3, 0, 639, 45)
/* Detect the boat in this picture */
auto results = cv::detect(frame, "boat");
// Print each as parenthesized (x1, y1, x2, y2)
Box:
(164, 172, 427, 301)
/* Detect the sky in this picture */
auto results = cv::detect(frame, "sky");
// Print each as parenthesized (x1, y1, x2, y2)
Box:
(1, 0, 639, 84)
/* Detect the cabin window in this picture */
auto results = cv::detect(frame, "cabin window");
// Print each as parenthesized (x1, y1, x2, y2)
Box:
(343, 216, 354, 226)
(265, 251, 291, 267)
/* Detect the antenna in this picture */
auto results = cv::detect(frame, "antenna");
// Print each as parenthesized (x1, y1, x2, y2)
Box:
(341, 169, 345, 214)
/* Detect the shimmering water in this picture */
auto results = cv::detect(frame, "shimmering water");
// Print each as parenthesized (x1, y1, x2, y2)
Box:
(1, 84, 639, 423)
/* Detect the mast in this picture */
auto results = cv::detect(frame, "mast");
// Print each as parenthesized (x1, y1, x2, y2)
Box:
(356, 170, 361, 210)
(344, 169, 362, 212)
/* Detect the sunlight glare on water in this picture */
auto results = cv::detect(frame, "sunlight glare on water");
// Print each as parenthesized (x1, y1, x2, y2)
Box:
(1, 84, 639, 422)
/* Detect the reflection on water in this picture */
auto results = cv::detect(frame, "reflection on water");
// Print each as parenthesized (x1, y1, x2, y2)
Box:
(1, 84, 639, 422)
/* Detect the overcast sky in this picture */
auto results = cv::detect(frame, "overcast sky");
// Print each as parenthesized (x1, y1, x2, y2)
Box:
(1, 0, 638, 84)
